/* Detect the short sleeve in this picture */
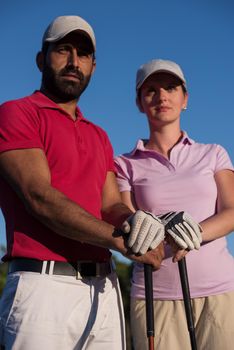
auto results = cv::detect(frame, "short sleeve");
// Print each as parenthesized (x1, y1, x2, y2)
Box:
(114, 156, 132, 192)
(214, 145, 234, 173)
(100, 130, 115, 173)
(0, 100, 43, 154)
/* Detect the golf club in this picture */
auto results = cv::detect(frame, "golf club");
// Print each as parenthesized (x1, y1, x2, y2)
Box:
(144, 263, 154, 350)
(178, 257, 197, 350)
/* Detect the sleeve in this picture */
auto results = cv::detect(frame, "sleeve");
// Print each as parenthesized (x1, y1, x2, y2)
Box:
(101, 129, 115, 173)
(214, 144, 234, 173)
(114, 156, 132, 192)
(0, 100, 43, 154)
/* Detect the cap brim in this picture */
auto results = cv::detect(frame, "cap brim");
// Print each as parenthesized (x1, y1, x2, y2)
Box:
(137, 69, 186, 91)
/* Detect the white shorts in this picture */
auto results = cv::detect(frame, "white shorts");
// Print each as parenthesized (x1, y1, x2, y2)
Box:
(0, 270, 126, 350)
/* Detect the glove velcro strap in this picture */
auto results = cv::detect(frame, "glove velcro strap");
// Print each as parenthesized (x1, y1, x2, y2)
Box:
(142, 210, 161, 222)
(164, 212, 184, 229)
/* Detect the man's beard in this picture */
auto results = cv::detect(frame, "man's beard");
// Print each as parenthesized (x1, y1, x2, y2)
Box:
(41, 64, 91, 102)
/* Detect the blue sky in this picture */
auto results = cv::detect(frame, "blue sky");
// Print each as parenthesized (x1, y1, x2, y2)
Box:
(0, 0, 233, 259)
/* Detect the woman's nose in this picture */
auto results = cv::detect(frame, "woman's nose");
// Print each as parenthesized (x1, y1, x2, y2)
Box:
(157, 88, 168, 102)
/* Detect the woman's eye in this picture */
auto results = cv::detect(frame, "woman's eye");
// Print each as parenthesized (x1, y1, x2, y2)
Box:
(166, 85, 177, 91)
(146, 88, 156, 95)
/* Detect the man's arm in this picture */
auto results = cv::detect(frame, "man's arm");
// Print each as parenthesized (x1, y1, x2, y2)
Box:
(0, 148, 164, 268)
(101, 171, 133, 227)
(0, 148, 128, 248)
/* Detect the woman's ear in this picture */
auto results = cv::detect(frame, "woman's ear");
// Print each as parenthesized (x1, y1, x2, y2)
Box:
(36, 51, 44, 72)
(136, 96, 144, 113)
(182, 91, 189, 110)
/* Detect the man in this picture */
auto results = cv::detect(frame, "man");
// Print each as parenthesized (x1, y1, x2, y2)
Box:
(0, 16, 164, 349)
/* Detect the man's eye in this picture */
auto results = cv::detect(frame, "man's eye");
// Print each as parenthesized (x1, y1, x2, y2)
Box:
(77, 49, 90, 57)
(56, 46, 70, 53)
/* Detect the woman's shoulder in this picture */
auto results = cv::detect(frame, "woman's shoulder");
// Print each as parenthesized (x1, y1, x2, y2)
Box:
(191, 140, 233, 170)
(192, 139, 228, 155)
(115, 139, 144, 161)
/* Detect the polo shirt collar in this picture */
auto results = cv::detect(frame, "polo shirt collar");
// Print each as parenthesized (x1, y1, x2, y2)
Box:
(129, 131, 194, 156)
(29, 90, 88, 122)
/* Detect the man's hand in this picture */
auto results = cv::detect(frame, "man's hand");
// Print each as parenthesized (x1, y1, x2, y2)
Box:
(121, 210, 165, 255)
(160, 211, 202, 250)
(126, 242, 165, 270)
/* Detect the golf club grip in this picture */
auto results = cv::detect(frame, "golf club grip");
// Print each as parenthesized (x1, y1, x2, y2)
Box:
(178, 258, 197, 350)
(144, 264, 154, 337)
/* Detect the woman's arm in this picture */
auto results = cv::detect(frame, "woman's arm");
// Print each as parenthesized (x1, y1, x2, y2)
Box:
(200, 169, 234, 241)
(119, 191, 138, 213)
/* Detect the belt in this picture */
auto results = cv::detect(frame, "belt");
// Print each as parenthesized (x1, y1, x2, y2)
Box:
(8, 258, 115, 279)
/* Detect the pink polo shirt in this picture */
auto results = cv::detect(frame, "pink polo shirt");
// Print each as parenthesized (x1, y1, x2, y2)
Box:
(115, 133, 234, 299)
(0, 91, 114, 262)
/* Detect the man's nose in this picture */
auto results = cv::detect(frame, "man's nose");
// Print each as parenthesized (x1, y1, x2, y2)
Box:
(68, 48, 80, 67)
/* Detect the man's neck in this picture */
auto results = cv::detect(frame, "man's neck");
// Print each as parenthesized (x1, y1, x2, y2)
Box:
(40, 88, 78, 121)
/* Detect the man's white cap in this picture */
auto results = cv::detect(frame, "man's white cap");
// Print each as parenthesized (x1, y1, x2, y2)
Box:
(136, 59, 187, 91)
(42, 15, 96, 51)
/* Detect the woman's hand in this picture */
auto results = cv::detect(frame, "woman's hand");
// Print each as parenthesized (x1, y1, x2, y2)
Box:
(165, 235, 188, 262)
(160, 211, 202, 250)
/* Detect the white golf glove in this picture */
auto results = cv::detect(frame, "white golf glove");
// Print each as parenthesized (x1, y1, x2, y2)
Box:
(121, 210, 165, 255)
(159, 211, 202, 250)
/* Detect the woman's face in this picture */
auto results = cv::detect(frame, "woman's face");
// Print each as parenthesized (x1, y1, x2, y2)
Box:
(138, 72, 188, 127)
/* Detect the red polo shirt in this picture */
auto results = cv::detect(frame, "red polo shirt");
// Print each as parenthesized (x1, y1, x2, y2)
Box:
(0, 91, 114, 262)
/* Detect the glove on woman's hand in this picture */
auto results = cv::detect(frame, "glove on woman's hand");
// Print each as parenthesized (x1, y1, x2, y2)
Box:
(159, 211, 202, 250)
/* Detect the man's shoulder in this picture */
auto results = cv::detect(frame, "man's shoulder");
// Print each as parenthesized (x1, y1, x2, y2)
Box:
(0, 93, 37, 111)
(0, 93, 43, 127)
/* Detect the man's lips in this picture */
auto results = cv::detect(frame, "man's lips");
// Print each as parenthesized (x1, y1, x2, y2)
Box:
(62, 73, 81, 81)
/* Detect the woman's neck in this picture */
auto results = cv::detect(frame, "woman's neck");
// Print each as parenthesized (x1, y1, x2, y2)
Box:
(145, 125, 183, 159)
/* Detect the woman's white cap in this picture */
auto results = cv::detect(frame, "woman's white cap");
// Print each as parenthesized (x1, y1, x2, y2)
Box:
(42, 15, 96, 51)
(136, 59, 187, 91)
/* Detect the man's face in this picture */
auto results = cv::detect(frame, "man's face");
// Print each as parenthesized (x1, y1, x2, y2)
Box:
(41, 31, 96, 102)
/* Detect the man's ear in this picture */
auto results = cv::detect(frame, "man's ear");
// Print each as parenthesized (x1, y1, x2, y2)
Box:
(136, 96, 144, 113)
(91, 59, 96, 75)
(36, 51, 44, 72)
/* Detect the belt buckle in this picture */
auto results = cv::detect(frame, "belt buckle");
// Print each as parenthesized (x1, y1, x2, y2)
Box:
(76, 261, 84, 280)
(95, 262, 101, 278)
(76, 260, 95, 280)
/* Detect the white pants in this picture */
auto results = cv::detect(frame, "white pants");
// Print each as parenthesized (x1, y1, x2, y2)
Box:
(0, 271, 126, 350)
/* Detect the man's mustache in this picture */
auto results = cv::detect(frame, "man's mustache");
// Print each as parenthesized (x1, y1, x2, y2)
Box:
(59, 67, 84, 81)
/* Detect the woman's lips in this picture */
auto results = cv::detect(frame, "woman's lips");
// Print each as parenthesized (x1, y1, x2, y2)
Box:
(156, 106, 170, 112)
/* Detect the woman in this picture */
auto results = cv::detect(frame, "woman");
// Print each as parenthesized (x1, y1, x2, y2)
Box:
(115, 59, 234, 350)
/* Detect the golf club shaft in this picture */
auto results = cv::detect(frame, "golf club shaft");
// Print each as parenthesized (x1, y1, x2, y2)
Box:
(144, 264, 154, 350)
(178, 257, 197, 350)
